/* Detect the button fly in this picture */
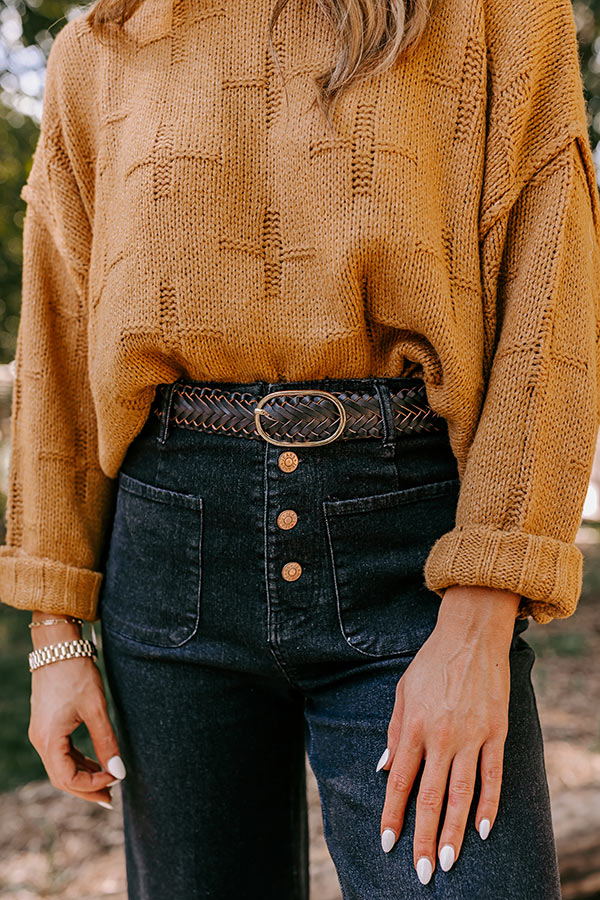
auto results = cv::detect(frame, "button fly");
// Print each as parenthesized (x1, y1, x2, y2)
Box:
(278, 451, 299, 472)
(281, 561, 302, 581)
(277, 509, 298, 530)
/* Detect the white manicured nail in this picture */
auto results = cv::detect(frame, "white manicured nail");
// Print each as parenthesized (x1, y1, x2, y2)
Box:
(416, 857, 433, 884)
(97, 800, 113, 810)
(106, 778, 121, 787)
(376, 747, 390, 772)
(439, 844, 455, 871)
(107, 755, 126, 780)
(478, 818, 491, 840)
(381, 828, 397, 852)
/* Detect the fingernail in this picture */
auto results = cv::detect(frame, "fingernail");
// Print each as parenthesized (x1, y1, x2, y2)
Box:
(416, 857, 433, 884)
(106, 755, 126, 780)
(381, 828, 397, 852)
(97, 800, 113, 810)
(478, 818, 491, 840)
(439, 844, 455, 871)
(376, 747, 390, 772)
(106, 778, 121, 787)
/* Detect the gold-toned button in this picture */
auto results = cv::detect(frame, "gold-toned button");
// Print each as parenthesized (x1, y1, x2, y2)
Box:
(277, 509, 298, 530)
(281, 561, 302, 581)
(278, 451, 299, 472)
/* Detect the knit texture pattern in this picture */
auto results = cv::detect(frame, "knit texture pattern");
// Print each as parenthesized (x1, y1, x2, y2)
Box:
(1, 0, 600, 623)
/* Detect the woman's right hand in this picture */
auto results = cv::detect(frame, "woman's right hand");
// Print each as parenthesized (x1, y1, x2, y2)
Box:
(28, 612, 125, 807)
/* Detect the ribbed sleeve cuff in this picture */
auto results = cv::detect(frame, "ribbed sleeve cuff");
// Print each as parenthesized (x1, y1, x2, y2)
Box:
(423, 525, 583, 624)
(0, 546, 103, 621)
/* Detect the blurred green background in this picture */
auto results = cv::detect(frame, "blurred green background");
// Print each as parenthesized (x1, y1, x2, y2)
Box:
(0, 4, 115, 802)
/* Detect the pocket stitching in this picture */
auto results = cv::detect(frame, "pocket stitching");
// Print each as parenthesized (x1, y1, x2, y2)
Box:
(322, 503, 385, 659)
(322, 476, 460, 517)
(322, 476, 459, 658)
(102, 475, 203, 648)
(118, 470, 203, 510)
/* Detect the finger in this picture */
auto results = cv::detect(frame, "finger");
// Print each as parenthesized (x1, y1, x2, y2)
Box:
(46, 733, 116, 804)
(376, 684, 405, 772)
(69, 743, 121, 789)
(437, 748, 479, 872)
(412, 752, 451, 885)
(82, 694, 127, 782)
(70, 742, 103, 773)
(380, 730, 423, 854)
(382, 686, 405, 767)
(474, 738, 505, 841)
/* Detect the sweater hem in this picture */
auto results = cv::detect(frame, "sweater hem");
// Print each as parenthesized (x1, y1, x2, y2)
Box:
(423, 525, 583, 625)
(0, 547, 103, 621)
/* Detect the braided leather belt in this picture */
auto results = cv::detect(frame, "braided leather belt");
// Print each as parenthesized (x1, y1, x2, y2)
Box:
(151, 380, 444, 447)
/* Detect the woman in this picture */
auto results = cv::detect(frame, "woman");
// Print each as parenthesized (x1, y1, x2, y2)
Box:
(1, 0, 599, 895)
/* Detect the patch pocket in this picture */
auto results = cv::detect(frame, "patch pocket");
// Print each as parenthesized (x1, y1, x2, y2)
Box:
(323, 477, 461, 658)
(99, 471, 203, 648)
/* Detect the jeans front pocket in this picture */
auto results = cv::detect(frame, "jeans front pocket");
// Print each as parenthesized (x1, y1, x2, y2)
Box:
(98, 471, 203, 648)
(323, 477, 461, 658)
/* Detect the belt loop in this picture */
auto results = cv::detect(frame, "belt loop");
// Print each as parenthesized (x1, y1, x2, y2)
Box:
(156, 376, 184, 446)
(374, 379, 396, 455)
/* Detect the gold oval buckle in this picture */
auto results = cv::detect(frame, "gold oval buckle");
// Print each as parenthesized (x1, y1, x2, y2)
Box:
(254, 389, 347, 447)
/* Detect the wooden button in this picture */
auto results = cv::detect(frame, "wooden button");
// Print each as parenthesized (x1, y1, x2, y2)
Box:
(278, 451, 299, 472)
(277, 509, 298, 530)
(281, 561, 302, 581)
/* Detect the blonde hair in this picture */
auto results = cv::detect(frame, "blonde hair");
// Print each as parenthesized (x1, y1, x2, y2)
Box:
(86, 0, 433, 122)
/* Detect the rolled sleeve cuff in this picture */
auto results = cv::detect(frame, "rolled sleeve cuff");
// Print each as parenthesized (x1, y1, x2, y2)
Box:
(0, 546, 103, 621)
(423, 525, 583, 624)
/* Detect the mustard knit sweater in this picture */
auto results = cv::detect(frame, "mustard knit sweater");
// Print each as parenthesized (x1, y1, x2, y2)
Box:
(1, 0, 600, 625)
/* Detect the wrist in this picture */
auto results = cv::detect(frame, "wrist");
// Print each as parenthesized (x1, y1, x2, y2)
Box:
(437, 584, 521, 638)
(31, 610, 74, 622)
(29, 612, 84, 649)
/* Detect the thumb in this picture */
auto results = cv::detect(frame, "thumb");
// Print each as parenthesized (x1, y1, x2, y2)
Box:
(83, 692, 127, 782)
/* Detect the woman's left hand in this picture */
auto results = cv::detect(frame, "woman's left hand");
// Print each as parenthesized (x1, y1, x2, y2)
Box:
(377, 584, 522, 884)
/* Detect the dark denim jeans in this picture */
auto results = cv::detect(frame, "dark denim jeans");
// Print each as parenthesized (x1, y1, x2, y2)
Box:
(97, 375, 561, 900)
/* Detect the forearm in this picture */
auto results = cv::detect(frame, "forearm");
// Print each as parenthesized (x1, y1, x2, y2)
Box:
(436, 584, 522, 645)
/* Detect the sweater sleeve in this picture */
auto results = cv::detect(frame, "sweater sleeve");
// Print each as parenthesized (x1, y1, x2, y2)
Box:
(0, 24, 117, 621)
(423, 0, 600, 624)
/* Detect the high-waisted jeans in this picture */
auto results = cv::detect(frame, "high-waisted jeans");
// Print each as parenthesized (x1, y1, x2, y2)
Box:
(97, 375, 562, 900)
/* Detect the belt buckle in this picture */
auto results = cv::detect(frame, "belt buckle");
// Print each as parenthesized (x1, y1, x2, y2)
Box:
(254, 389, 347, 447)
